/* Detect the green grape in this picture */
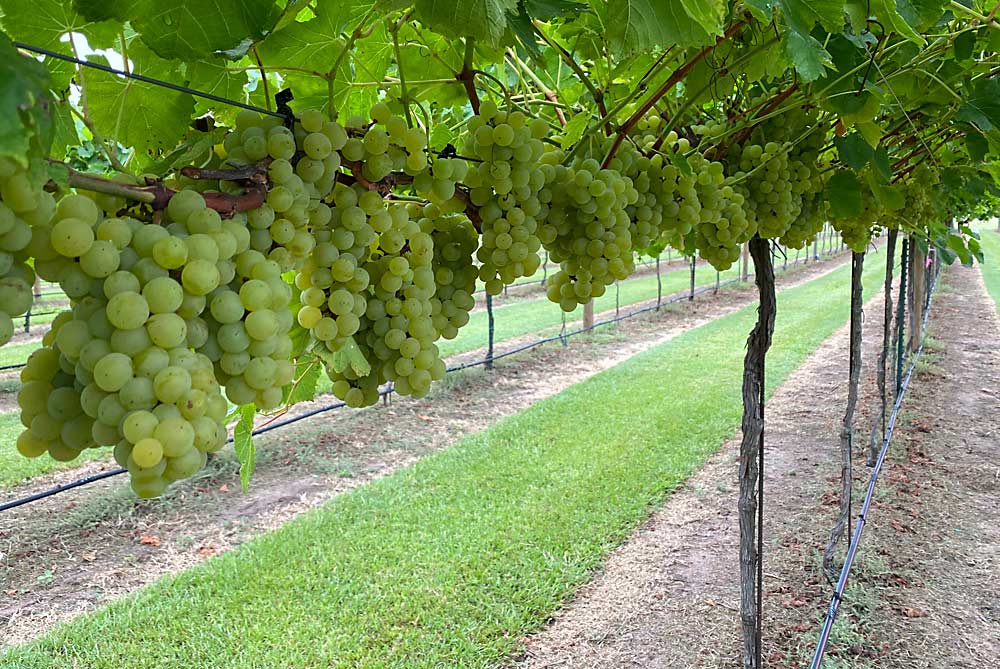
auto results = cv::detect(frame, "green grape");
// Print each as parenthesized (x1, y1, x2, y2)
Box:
(106, 291, 150, 330)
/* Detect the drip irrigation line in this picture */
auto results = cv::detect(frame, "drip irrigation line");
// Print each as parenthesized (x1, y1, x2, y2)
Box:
(808, 264, 940, 669)
(0, 248, 842, 512)
(14, 42, 285, 119)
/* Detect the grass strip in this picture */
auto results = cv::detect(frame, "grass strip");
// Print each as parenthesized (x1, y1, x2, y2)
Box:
(3, 249, 884, 668)
(975, 228, 1000, 310)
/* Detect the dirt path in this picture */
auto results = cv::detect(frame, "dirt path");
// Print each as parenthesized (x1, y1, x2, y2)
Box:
(512, 262, 999, 669)
(0, 253, 850, 648)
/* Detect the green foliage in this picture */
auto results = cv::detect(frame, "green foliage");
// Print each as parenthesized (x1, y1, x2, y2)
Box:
(826, 170, 863, 219)
(0, 34, 54, 169)
(234, 403, 256, 492)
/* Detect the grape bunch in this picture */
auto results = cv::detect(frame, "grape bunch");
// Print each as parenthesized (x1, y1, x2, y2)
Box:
(416, 204, 479, 341)
(539, 154, 639, 311)
(17, 192, 233, 497)
(295, 183, 381, 359)
(341, 102, 430, 180)
(0, 159, 52, 344)
(830, 192, 880, 252)
(462, 101, 548, 294)
(688, 153, 752, 271)
(325, 201, 446, 407)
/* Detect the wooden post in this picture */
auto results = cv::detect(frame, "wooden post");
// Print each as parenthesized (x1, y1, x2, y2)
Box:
(689, 256, 696, 301)
(824, 251, 865, 580)
(869, 230, 898, 466)
(909, 242, 926, 354)
(485, 293, 495, 370)
(583, 299, 594, 329)
(742, 241, 750, 281)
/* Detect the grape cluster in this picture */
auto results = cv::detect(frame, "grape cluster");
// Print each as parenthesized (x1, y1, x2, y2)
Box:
(296, 184, 381, 357)
(324, 200, 446, 406)
(463, 101, 548, 294)
(18, 193, 232, 497)
(0, 159, 51, 344)
(539, 154, 638, 311)
(725, 108, 825, 244)
(830, 173, 883, 252)
(417, 204, 479, 341)
(342, 103, 430, 180)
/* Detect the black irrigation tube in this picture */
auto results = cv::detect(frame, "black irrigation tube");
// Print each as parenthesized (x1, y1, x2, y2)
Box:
(14, 43, 285, 119)
(808, 264, 941, 669)
(0, 249, 845, 512)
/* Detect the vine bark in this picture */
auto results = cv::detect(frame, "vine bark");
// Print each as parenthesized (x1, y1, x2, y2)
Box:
(739, 236, 775, 669)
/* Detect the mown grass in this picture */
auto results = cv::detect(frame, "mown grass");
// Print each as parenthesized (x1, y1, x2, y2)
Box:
(0, 413, 110, 487)
(3, 249, 884, 668)
(438, 260, 741, 358)
(975, 227, 1000, 310)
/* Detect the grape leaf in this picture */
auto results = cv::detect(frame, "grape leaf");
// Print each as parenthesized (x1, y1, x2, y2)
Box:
(0, 0, 119, 87)
(84, 54, 196, 164)
(965, 129, 989, 163)
(284, 354, 322, 405)
(956, 78, 1000, 133)
(0, 35, 54, 169)
(314, 336, 371, 377)
(780, 30, 833, 82)
(834, 132, 874, 170)
(953, 30, 976, 61)
(872, 145, 892, 182)
(48, 99, 78, 161)
(412, 0, 518, 44)
(114, 0, 283, 61)
(560, 112, 590, 150)
(826, 170, 863, 218)
(257, 0, 381, 69)
(186, 61, 249, 109)
(523, 0, 587, 17)
(605, 0, 721, 54)
(896, 0, 948, 32)
(750, 0, 846, 37)
(870, 0, 924, 44)
(233, 403, 256, 492)
(678, 0, 726, 36)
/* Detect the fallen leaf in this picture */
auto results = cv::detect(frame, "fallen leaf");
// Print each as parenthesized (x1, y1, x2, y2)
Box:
(417, 415, 432, 421)
(139, 535, 161, 547)
(4, 589, 16, 596)
(198, 545, 219, 557)
(901, 606, 926, 618)
(219, 484, 230, 493)
(80, 552, 96, 562)
(704, 599, 716, 607)
(769, 651, 786, 662)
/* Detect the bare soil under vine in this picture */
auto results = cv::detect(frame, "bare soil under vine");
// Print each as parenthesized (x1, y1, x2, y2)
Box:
(512, 262, 1000, 668)
(0, 255, 846, 647)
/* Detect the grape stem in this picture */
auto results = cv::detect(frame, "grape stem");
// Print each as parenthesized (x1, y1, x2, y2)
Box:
(340, 160, 415, 194)
(601, 20, 746, 169)
(51, 164, 267, 218)
(180, 162, 270, 181)
(457, 39, 481, 114)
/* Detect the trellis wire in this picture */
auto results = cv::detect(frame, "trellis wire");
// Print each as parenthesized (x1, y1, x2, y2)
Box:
(808, 262, 940, 669)
(0, 246, 843, 514)
(14, 42, 284, 118)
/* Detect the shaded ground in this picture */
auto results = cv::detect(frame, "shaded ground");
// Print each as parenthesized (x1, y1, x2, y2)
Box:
(513, 262, 999, 668)
(0, 254, 848, 647)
